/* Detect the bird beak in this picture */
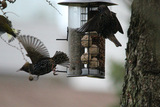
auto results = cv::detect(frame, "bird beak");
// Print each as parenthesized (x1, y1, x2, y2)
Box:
(16, 69, 22, 72)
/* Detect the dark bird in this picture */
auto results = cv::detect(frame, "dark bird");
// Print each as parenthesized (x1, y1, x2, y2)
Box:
(0, 15, 16, 41)
(18, 35, 69, 81)
(77, 5, 124, 47)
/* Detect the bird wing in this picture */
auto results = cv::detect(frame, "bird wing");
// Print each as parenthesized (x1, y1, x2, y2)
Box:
(111, 12, 124, 34)
(52, 51, 69, 68)
(77, 13, 100, 33)
(18, 35, 50, 64)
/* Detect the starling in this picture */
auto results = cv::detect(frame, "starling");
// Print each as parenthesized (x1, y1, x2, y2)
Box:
(77, 5, 124, 47)
(0, 15, 16, 38)
(18, 35, 69, 81)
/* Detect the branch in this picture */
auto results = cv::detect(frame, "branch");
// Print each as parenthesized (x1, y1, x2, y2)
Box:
(45, 0, 62, 15)
(0, 29, 28, 63)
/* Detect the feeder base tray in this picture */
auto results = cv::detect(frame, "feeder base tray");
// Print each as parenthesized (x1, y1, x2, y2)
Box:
(67, 68, 105, 79)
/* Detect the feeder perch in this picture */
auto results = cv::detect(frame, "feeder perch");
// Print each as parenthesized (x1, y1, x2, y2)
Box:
(58, 0, 116, 78)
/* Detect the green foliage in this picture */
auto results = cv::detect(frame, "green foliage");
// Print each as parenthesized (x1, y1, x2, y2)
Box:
(109, 60, 125, 93)
(108, 60, 125, 107)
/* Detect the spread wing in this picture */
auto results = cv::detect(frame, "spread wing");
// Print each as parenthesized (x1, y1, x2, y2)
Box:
(77, 12, 100, 33)
(111, 12, 124, 34)
(18, 35, 50, 64)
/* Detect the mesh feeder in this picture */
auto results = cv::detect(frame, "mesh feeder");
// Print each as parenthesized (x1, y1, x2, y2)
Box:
(57, 0, 116, 78)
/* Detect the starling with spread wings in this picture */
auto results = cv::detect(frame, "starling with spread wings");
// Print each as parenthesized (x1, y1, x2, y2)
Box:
(18, 35, 69, 81)
(77, 5, 123, 47)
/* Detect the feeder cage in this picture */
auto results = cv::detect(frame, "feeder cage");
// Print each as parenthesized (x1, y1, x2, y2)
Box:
(58, 0, 116, 78)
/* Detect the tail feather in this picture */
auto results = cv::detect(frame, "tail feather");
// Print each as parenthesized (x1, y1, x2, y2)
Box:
(52, 51, 69, 67)
(108, 35, 122, 47)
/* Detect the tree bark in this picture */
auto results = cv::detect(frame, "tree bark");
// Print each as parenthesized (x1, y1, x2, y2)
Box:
(120, 0, 160, 106)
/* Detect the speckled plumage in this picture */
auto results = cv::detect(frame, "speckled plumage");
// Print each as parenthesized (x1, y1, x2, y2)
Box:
(18, 35, 69, 80)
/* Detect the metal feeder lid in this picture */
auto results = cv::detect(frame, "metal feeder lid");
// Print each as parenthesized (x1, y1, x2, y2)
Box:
(58, 0, 117, 7)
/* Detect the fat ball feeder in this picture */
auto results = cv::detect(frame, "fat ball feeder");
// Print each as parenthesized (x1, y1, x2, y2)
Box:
(57, 0, 116, 78)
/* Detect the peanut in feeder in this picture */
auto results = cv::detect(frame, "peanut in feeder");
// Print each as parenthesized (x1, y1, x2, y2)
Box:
(81, 53, 91, 64)
(89, 44, 99, 56)
(89, 57, 99, 68)
(81, 35, 92, 47)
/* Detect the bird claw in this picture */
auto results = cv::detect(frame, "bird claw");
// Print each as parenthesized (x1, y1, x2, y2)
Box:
(53, 70, 58, 75)
(53, 73, 58, 75)
(52, 67, 58, 75)
(34, 76, 39, 81)
(53, 71, 58, 75)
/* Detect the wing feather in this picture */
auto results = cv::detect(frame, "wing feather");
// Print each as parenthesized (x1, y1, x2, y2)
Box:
(77, 13, 100, 33)
(18, 35, 50, 64)
(111, 12, 124, 34)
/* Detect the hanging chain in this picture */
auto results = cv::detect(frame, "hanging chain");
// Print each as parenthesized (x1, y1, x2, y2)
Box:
(0, 8, 8, 17)
(0, 5, 27, 63)
(0, 36, 28, 62)
(18, 41, 28, 62)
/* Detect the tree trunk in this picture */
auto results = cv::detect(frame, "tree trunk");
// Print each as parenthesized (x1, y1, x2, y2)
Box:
(120, 0, 160, 106)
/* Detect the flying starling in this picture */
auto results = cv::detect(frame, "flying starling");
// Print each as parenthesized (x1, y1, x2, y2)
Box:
(0, 15, 16, 42)
(18, 35, 69, 81)
(77, 5, 124, 47)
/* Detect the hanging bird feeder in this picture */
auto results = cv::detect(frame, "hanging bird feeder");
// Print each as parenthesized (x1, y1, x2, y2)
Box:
(57, 0, 116, 78)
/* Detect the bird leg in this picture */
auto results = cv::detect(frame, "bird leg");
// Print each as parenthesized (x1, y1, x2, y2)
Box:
(33, 76, 39, 81)
(52, 64, 58, 75)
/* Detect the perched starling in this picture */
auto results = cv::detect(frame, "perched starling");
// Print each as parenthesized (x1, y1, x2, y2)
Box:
(0, 15, 16, 38)
(18, 35, 69, 81)
(77, 5, 124, 47)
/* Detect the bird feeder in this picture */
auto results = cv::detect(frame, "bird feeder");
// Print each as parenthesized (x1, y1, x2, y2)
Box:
(57, 0, 116, 78)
